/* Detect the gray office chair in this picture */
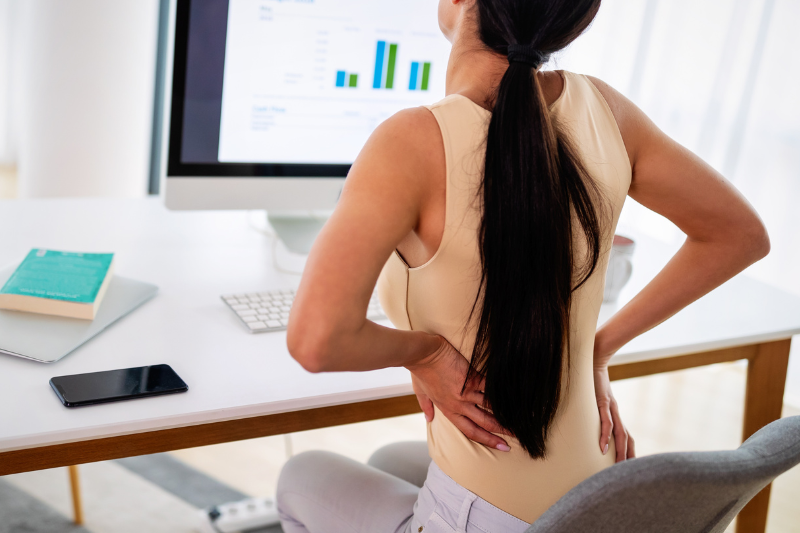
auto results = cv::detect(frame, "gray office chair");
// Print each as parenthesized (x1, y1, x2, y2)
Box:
(526, 416, 800, 533)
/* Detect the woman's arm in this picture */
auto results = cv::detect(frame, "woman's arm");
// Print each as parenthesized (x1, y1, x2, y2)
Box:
(287, 107, 509, 449)
(589, 77, 770, 364)
(588, 76, 770, 461)
(288, 107, 442, 372)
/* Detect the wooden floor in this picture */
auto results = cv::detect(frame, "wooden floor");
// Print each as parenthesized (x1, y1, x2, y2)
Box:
(171, 361, 800, 532)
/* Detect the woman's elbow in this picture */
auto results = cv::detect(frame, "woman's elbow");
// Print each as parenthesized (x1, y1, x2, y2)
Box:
(287, 320, 334, 374)
(745, 217, 771, 262)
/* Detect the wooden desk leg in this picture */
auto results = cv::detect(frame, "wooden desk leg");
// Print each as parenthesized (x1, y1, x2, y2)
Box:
(68, 465, 84, 525)
(735, 339, 791, 533)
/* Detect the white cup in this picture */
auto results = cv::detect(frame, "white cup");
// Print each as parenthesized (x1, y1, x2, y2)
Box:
(603, 235, 635, 304)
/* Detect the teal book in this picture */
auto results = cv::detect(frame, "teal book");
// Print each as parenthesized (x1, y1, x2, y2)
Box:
(0, 249, 115, 320)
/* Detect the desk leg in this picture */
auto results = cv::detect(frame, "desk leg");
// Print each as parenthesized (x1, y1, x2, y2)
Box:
(68, 465, 84, 525)
(735, 339, 791, 533)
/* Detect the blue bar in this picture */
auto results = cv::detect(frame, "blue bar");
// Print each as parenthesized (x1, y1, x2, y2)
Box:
(335, 70, 346, 87)
(373, 41, 386, 89)
(409, 62, 419, 90)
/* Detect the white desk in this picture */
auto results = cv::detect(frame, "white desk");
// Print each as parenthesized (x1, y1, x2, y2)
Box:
(1, 197, 799, 533)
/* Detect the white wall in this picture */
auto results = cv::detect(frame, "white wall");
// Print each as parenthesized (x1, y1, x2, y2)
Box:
(13, 0, 158, 197)
(557, 0, 800, 407)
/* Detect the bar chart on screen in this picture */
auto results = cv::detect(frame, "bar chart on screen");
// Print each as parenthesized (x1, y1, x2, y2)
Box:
(217, 0, 452, 164)
(336, 71, 359, 88)
(408, 61, 431, 91)
(372, 41, 399, 89)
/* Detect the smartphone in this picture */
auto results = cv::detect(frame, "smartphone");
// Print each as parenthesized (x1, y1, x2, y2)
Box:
(50, 364, 188, 407)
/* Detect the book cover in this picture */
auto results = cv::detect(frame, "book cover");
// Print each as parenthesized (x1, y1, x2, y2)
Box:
(0, 249, 115, 320)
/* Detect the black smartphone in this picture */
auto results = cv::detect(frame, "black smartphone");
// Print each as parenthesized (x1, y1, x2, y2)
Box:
(50, 364, 188, 407)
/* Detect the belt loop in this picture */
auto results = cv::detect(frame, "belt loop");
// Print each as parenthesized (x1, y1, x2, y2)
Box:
(456, 492, 478, 532)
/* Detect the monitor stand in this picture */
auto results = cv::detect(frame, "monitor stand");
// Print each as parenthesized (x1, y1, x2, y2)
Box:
(267, 211, 332, 255)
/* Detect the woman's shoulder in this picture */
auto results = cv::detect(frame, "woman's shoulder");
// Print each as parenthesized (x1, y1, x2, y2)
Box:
(553, 70, 628, 110)
(375, 96, 487, 156)
(562, 72, 657, 170)
(371, 106, 443, 156)
(579, 74, 635, 127)
(350, 105, 445, 194)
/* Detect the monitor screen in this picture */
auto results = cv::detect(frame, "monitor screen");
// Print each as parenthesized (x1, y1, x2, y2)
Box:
(168, 0, 452, 177)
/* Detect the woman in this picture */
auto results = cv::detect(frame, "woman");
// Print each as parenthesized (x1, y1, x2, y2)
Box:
(278, 0, 770, 531)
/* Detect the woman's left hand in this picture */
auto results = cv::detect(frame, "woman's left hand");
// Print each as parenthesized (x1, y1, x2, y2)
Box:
(594, 363, 635, 463)
(408, 337, 512, 451)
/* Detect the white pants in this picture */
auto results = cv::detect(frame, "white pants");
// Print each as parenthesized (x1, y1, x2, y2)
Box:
(276, 441, 530, 533)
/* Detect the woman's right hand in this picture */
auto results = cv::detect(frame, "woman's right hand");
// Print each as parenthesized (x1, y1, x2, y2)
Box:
(407, 337, 512, 451)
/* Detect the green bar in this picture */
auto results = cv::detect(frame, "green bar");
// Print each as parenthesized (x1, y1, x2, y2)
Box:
(385, 43, 398, 89)
(348, 73, 358, 87)
(421, 62, 431, 91)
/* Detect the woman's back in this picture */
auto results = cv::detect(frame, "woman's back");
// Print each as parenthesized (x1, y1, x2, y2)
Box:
(282, 1, 768, 531)
(377, 71, 631, 522)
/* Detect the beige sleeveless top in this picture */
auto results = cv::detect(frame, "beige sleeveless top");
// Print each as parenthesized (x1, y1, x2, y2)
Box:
(377, 71, 631, 523)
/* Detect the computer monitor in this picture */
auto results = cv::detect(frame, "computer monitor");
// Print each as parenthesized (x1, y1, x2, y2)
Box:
(163, 0, 452, 250)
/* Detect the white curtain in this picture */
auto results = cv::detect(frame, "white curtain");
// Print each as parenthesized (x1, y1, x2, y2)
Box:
(0, 0, 11, 164)
(2, 0, 158, 197)
(557, 0, 800, 405)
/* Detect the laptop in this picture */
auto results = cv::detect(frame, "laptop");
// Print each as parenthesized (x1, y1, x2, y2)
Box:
(0, 265, 157, 363)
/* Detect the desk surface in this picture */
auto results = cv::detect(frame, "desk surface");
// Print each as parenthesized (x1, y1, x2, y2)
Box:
(2, 197, 799, 454)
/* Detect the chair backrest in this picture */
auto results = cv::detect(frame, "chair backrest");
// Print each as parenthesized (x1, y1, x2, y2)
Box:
(526, 416, 800, 533)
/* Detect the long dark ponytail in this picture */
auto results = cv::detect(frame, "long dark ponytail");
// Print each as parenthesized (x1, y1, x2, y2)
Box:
(468, 0, 606, 458)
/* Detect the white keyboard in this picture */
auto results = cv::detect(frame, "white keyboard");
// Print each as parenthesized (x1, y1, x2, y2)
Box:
(221, 289, 387, 333)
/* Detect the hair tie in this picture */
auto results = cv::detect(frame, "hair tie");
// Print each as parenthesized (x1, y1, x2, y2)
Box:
(507, 44, 549, 68)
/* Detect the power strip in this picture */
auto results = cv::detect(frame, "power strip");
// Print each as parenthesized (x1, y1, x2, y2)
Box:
(198, 497, 281, 533)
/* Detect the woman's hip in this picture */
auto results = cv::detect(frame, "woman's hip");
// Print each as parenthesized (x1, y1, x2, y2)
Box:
(409, 461, 530, 533)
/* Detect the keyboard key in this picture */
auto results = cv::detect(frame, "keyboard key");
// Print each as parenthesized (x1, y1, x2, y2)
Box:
(266, 319, 281, 328)
(257, 314, 270, 321)
(231, 304, 249, 310)
(279, 319, 289, 326)
(268, 313, 280, 319)
(238, 309, 257, 316)
(248, 321, 267, 330)
(242, 315, 258, 323)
